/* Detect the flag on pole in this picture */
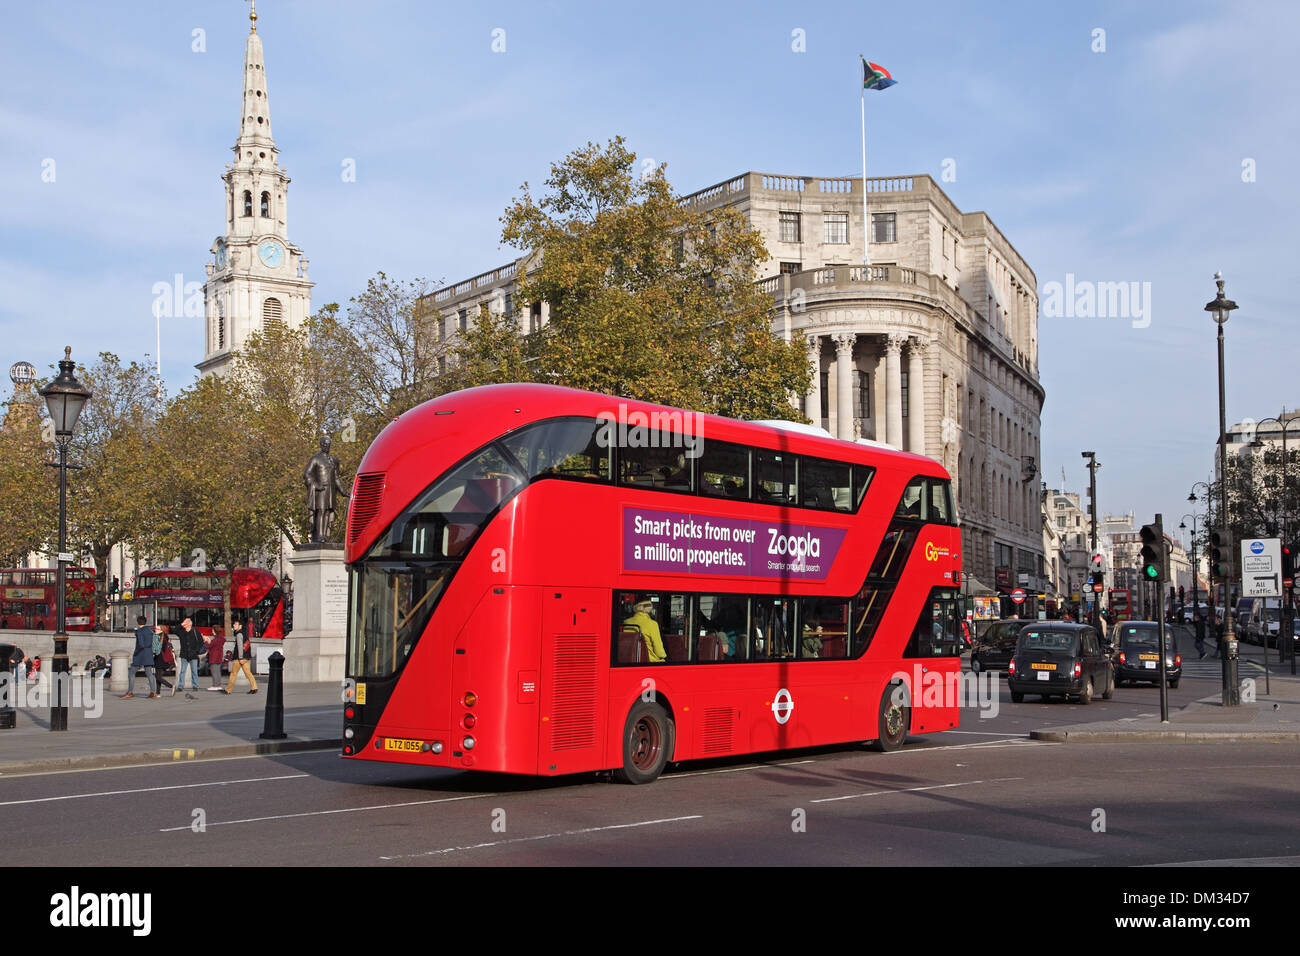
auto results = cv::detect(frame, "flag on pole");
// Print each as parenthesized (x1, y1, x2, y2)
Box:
(862, 58, 896, 91)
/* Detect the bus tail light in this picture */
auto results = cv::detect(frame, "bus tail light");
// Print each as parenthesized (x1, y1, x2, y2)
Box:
(344, 706, 355, 720)
(463, 736, 476, 750)
(344, 727, 354, 739)
(463, 692, 478, 708)
(463, 714, 477, 729)
(343, 745, 353, 755)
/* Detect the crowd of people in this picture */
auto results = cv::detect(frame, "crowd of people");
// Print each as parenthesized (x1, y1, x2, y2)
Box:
(120, 614, 259, 700)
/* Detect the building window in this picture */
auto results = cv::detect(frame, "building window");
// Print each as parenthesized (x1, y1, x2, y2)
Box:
(942, 226, 949, 259)
(242, 191, 252, 217)
(819, 367, 829, 423)
(438, 356, 446, 375)
(263, 297, 283, 329)
(854, 370, 870, 419)
(260, 191, 271, 217)
(779, 211, 802, 243)
(824, 214, 848, 244)
(901, 370, 909, 419)
(872, 213, 896, 243)
(779, 261, 801, 275)
(458, 308, 468, 333)
(530, 302, 542, 333)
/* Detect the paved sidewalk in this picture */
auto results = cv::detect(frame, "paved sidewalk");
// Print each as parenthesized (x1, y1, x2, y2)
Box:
(1031, 672, 1300, 743)
(0, 678, 342, 775)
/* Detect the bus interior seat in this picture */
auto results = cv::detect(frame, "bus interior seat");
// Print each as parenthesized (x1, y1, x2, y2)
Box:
(664, 633, 688, 661)
(616, 626, 643, 663)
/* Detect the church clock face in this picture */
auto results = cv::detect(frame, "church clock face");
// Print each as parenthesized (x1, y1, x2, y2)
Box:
(257, 238, 286, 269)
(215, 239, 227, 270)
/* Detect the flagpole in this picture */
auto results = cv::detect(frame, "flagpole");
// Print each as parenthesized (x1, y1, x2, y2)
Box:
(861, 58, 869, 268)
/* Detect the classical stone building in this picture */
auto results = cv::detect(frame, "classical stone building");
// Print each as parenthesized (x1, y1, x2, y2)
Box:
(425, 173, 1046, 587)
(197, 6, 312, 377)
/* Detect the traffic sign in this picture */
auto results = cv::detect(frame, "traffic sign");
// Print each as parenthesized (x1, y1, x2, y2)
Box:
(1011, 588, 1026, 604)
(1240, 538, 1281, 597)
(1093, 584, 1103, 593)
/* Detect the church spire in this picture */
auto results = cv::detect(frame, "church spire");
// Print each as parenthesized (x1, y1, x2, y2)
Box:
(236, 1, 275, 157)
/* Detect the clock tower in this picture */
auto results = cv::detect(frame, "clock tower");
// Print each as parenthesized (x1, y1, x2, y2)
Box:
(198, 3, 312, 377)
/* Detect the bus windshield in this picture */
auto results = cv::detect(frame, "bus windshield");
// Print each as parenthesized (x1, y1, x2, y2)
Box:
(349, 443, 525, 678)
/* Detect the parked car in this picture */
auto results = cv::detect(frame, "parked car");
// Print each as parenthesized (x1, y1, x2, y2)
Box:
(1180, 603, 1210, 625)
(1007, 622, 1114, 704)
(970, 618, 1029, 673)
(1113, 621, 1181, 688)
(1235, 597, 1265, 644)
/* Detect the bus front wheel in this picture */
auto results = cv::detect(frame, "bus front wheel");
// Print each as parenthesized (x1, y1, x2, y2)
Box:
(870, 684, 909, 752)
(613, 700, 675, 784)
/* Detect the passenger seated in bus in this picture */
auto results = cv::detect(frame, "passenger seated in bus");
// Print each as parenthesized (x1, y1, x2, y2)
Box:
(801, 621, 824, 659)
(657, 453, 690, 489)
(623, 598, 666, 663)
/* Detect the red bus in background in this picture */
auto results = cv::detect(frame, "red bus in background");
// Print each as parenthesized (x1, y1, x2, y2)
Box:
(1108, 588, 1131, 622)
(0, 568, 95, 630)
(132, 568, 286, 638)
(342, 384, 964, 783)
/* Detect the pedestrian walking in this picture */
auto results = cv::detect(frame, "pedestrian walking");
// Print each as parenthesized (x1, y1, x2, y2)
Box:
(120, 614, 157, 699)
(155, 627, 174, 694)
(175, 617, 204, 698)
(1194, 611, 1208, 659)
(204, 627, 226, 690)
(223, 619, 258, 695)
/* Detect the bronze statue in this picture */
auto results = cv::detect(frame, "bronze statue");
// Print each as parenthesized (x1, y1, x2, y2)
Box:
(304, 435, 350, 543)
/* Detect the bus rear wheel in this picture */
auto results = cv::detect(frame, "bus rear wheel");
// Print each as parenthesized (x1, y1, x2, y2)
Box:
(613, 700, 674, 785)
(871, 684, 909, 752)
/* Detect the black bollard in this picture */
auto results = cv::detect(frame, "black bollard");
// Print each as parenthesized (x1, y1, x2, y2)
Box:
(260, 651, 287, 740)
(0, 654, 14, 730)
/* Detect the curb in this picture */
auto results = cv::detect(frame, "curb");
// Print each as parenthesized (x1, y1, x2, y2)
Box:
(0, 738, 341, 776)
(1030, 729, 1300, 743)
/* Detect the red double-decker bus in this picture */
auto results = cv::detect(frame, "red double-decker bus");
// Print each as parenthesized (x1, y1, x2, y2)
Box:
(132, 568, 287, 638)
(342, 384, 963, 783)
(0, 567, 95, 630)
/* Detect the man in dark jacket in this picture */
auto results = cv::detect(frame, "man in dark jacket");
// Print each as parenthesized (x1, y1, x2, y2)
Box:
(121, 614, 157, 699)
(176, 617, 205, 697)
(222, 619, 258, 695)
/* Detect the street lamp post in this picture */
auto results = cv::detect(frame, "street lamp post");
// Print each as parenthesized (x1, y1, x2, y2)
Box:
(38, 347, 92, 732)
(1082, 451, 1099, 627)
(1205, 274, 1239, 706)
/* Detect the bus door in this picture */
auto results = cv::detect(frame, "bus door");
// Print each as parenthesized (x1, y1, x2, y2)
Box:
(540, 587, 608, 775)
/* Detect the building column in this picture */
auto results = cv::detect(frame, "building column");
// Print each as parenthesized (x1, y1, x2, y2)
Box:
(834, 333, 856, 440)
(804, 336, 821, 425)
(907, 337, 927, 456)
(884, 333, 905, 447)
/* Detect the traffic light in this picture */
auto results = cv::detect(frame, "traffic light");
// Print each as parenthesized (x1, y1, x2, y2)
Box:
(1209, 530, 1231, 579)
(1283, 542, 1295, 582)
(1140, 522, 1163, 581)
(1179, 585, 1186, 603)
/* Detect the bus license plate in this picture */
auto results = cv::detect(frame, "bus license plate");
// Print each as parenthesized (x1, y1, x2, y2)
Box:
(383, 738, 424, 753)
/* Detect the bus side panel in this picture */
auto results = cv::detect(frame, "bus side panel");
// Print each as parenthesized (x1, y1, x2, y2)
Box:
(537, 587, 609, 776)
(448, 586, 540, 774)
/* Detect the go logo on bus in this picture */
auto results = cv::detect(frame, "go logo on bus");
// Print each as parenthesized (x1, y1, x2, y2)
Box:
(771, 688, 794, 724)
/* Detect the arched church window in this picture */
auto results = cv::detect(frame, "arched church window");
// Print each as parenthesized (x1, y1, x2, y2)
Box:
(260, 191, 270, 217)
(243, 191, 252, 217)
(263, 297, 284, 330)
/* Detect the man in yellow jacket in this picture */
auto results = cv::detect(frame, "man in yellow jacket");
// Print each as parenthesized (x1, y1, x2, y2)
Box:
(624, 598, 666, 663)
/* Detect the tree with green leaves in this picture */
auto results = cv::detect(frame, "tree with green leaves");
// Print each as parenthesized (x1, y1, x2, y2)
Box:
(452, 136, 810, 419)
(234, 306, 376, 547)
(0, 399, 54, 566)
(139, 374, 285, 635)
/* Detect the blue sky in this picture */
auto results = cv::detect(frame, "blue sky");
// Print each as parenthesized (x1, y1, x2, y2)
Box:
(2, 0, 1296, 538)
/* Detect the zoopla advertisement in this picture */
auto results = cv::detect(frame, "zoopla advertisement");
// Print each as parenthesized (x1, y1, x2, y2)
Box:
(622, 506, 847, 580)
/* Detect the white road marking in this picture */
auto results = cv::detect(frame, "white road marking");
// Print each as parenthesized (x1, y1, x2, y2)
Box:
(0, 748, 338, 780)
(0, 773, 308, 807)
(158, 792, 491, 831)
(380, 814, 704, 860)
(812, 776, 1024, 804)
(6, 707, 341, 735)
(941, 730, 1027, 737)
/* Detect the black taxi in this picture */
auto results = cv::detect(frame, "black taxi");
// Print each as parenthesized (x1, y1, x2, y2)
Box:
(1007, 622, 1114, 704)
(1113, 622, 1181, 688)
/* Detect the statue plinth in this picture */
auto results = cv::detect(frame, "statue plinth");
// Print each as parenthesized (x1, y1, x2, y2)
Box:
(283, 545, 348, 683)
